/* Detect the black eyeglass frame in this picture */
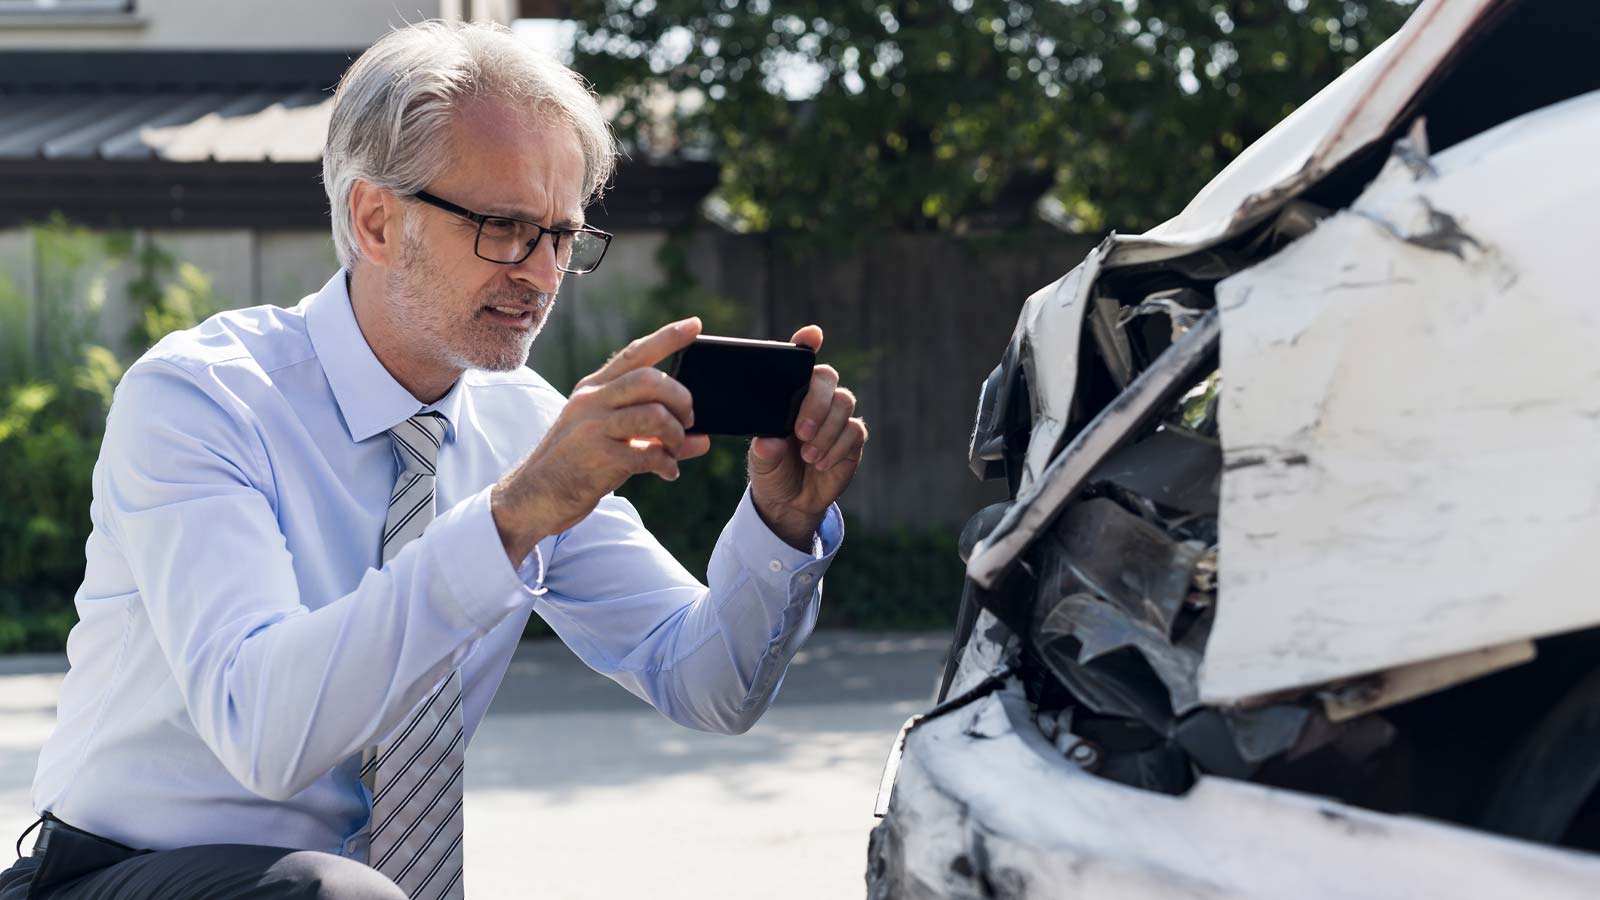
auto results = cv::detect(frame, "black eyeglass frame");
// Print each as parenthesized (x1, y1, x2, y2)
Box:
(408, 190, 613, 274)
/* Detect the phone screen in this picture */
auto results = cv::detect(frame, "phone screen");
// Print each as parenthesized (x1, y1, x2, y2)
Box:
(668, 336, 817, 437)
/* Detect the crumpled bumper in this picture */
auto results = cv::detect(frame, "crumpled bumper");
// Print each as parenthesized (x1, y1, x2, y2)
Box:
(868, 682, 1600, 900)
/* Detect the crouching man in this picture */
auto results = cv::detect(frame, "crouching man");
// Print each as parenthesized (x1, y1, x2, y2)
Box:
(1, 19, 864, 900)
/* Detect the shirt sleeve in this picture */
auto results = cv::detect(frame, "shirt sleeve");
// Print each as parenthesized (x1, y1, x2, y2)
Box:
(99, 359, 535, 801)
(531, 486, 844, 734)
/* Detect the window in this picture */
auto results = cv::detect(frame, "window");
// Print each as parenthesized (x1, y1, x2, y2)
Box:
(0, 0, 134, 14)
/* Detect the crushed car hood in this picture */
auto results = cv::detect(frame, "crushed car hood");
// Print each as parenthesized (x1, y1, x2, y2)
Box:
(967, 0, 1600, 704)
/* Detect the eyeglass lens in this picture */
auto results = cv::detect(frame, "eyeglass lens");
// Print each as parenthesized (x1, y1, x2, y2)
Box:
(475, 217, 605, 272)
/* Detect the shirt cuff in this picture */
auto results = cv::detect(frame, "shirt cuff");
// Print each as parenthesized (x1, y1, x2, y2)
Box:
(729, 487, 844, 593)
(427, 484, 545, 631)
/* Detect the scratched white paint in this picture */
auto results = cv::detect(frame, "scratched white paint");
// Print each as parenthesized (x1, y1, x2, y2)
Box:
(1201, 89, 1600, 703)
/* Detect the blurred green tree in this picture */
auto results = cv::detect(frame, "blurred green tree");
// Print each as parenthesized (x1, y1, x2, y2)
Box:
(572, 0, 1417, 235)
(0, 222, 221, 652)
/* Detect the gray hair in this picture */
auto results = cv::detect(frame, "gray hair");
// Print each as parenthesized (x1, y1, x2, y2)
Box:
(322, 19, 616, 271)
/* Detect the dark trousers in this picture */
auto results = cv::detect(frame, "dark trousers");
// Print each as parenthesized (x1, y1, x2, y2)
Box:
(2, 819, 406, 900)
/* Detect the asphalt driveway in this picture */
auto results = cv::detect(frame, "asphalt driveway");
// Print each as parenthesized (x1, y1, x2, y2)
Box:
(0, 630, 948, 898)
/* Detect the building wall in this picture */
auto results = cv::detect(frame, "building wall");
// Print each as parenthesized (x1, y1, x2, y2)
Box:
(0, 0, 449, 49)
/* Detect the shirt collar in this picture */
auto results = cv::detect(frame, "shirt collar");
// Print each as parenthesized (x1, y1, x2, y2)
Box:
(305, 269, 465, 444)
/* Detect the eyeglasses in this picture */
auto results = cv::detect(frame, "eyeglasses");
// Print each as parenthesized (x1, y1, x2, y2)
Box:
(407, 190, 613, 275)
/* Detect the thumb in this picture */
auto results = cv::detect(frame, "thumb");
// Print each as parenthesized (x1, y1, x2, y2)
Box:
(748, 437, 789, 475)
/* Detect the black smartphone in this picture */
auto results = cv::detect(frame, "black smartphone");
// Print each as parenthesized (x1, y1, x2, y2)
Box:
(667, 335, 817, 437)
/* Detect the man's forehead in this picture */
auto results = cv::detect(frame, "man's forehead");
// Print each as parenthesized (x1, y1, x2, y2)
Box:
(445, 96, 587, 223)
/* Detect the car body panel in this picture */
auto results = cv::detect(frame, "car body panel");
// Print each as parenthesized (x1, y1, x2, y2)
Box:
(1015, 255, 1101, 492)
(872, 685, 1600, 900)
(1203, 89, 1600, 702)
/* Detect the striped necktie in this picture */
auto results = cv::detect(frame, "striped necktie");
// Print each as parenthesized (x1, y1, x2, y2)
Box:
(362, 412, 466, 900)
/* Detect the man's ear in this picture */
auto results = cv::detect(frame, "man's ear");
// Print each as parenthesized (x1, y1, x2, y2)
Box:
(350, 180, 404, 268)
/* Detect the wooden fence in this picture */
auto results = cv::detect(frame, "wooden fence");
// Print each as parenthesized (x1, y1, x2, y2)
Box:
(692, 231, 1099, 531)
(1, 225, 1099, 532)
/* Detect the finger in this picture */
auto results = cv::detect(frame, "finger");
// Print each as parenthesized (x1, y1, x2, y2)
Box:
(793, 364, 840, 442)
(599, 367, 695, 428)
(605, 403, 687, 456)
(790, 324, 824, 353)
(619, 441, 681, 482)
(803, 388, 855, 466)
(676, 433, 712, 461)
(748, 436, 789, 476)
(588, 316, 702, 385)
(817, 418, 868, 472)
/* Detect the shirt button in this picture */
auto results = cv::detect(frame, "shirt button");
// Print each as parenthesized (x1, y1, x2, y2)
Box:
(798, 573, 814, 585)
(768, 559, 783, 573)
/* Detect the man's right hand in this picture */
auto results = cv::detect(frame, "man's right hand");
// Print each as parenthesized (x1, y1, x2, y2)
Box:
(490, 317, 713, 564)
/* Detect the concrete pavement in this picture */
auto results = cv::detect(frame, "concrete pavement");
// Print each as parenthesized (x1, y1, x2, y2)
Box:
(0, 630, 949, 898)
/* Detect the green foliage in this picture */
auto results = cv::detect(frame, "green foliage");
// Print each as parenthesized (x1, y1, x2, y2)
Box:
(0, 223, 221, 653)
(573, 0, 1417, 236)
(817, 517, 962, 629)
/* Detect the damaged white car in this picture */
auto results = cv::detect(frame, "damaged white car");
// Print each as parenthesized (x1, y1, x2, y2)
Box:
(867, 0, 1600, 896)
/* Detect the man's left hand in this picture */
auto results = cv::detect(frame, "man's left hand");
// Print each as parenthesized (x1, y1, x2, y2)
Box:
(748, 325, 868, 551)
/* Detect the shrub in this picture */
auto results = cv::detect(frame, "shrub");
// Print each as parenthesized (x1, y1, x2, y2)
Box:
(0, 221, 220, 653)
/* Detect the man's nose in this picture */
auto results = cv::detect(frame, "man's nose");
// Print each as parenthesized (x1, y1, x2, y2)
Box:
(507, 237, 563, 295)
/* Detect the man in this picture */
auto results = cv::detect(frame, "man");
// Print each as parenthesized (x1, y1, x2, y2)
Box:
(0, 20, 864, 900)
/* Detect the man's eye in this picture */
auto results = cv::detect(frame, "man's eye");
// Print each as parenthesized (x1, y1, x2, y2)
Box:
(481, 217, 518, 234)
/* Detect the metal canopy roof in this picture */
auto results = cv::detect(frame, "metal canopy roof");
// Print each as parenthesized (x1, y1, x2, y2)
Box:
(0, 89, 333, 163)
(0, 51, 350, 164)
(0, 51, 718, 230)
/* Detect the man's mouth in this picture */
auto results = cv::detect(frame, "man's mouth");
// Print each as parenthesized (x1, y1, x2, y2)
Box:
(482, 304, 537, 328)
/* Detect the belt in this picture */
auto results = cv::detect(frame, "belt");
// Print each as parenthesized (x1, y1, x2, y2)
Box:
(30, 817, 141, 857)
(30, 818, 58, 858)
(15, 815, 148, 894)
(15, 817, 44, 858)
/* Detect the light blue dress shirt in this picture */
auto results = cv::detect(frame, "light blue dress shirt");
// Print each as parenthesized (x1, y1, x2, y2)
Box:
(30, 270, 841, 855)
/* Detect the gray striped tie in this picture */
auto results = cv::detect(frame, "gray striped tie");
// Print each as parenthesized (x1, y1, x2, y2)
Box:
(363, 412, 466, 900)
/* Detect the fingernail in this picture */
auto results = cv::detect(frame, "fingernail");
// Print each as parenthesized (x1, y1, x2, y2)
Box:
(678, 317, 700, 333)
(798, 419, 817, 440)
(816, 459, 831, 472)
(802, 445, 819, 463)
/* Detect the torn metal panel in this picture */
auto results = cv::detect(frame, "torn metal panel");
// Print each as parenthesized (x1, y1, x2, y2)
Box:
(868, 687, 1600, 900)
(1203, 90, 1600, 703)
(945, 609, 1015, 700)
(968, 344, 1024, 481)
(1087, 295, 1135, 389)
(1034, 621, 1179, 732)
(1173, 709, 1262, 779)
(1321, 641, 1535, 723)
(957, 502, 1012, 565)
(1038, 500, 1203, 635)
(1117, 288, 1206, 341)
(968, 310, 1220, 590)
(1090, 428, 1222, 516)
(1012, 246, 1104, 492)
